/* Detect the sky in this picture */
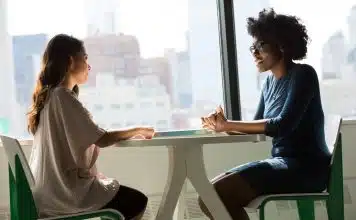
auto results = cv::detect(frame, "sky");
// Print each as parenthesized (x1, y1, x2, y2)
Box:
(3, 0, 356, 71)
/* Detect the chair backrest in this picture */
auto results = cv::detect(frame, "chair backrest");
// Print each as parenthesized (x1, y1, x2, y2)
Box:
(324, 115, 342, 156)
(323, 115, 344, 211)
(0, 135, 38, 220)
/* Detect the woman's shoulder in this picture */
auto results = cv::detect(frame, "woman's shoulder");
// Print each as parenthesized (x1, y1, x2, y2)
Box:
(49, 86, 79, 104)
(52, 86, 77, 97)
(293, 63, 317, 77)
(290, 63, 319, 83)
(45, 87, 80, 111)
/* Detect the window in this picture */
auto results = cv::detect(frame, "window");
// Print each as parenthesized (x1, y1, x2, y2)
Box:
(125, 103, 135, 109)
(110, 104, 121, 110)
(3, 0, 225, 139)
(235, 0, 356, 120)
(156, 102, 165, 108)
(156, 120, 169, 129)
(93, 104, 104, 111)
(140, 102, 152, 108)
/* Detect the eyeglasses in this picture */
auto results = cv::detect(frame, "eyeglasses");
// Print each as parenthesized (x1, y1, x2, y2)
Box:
(249, 41, 266, 54)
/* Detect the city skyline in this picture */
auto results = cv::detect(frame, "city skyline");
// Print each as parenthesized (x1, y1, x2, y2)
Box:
(6, 1, 355, 62)
(2, 0, 356, 136)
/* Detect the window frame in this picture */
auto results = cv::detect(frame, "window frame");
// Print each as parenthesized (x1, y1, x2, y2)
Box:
(217, 0, 242, 120)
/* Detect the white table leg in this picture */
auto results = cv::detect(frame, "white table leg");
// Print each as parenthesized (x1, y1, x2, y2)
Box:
(156, 146, 187, 220)
(186, 145, 233, 220)
(173, 181, 187, 220)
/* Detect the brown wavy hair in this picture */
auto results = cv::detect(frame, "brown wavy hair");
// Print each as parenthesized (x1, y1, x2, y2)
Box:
(27, 34, 84, 134)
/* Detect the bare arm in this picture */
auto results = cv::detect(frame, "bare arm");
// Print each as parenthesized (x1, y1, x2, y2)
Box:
(88, 146, 100, 168)
(95, 128, 140, 148)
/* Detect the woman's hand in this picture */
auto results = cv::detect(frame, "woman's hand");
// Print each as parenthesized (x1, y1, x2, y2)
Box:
(134, 127, 155, 139)
(201, 106, 228, 132)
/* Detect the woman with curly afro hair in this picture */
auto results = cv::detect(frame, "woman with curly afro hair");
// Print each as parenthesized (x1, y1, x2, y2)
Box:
(200, 8, 331, 219)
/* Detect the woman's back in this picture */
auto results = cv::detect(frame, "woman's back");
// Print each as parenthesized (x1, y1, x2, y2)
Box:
(29, 87, 119, 217)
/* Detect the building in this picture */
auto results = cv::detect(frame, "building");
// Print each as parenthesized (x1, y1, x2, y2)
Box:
(83, 34, 173, 101)
(321, 31, 346, 80)
(79, 74, 172, 131)
(140, 57, 173, 103)
(12, 34, 48, 106)
(11, 34, 48, 137)
(83, 34, 140, 87)
(164, 49, 193, 109)
(85, 0, 120, 36)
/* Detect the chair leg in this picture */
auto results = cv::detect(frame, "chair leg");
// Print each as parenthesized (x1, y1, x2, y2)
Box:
(326, 198, 344, 220)
(258, 204, 265, 220)
(297, 200, 315, 220)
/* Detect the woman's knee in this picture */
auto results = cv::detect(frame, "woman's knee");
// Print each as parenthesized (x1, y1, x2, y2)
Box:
(212, 173, 258, 207)
(134, 189, 148, 212)
(122, 186, 148, 213)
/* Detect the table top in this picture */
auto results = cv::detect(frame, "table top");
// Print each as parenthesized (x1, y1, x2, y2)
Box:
(117, 129, 266, 147)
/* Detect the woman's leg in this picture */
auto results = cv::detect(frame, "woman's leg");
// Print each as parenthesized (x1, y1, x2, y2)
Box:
(102, 185, 148, 220)
(198, 171, 258, 220)
(198, 157, 330, 220)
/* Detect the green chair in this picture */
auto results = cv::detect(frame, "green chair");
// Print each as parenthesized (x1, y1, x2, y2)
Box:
(1, 135, 125, 220)
(245, 115, 344, 220)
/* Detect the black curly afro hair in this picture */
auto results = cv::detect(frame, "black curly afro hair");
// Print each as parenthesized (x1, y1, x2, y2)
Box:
(247, 8, 310, 61)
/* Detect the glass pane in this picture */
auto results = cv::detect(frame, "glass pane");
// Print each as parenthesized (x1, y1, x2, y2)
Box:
(1, 0, 224, 139)
(235, 0, 356, 120)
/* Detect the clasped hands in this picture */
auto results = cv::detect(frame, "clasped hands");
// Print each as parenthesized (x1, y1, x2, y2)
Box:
(201, 106, 228, 133)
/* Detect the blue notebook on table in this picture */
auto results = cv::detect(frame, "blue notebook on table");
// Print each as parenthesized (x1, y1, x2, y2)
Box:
(154, 129, 215, 138)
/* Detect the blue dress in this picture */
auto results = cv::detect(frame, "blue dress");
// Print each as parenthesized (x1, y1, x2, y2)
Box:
(229, 63, 331, 194)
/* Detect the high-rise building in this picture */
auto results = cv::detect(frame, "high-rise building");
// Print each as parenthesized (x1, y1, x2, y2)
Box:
(321, 31, 346, 80)
(139, 57, 173, 101)
(83, 34, 173, 102)
(79, 74, 172, 131)
(0, 0, 18, 135)
(84, 34, 140, 86)
(164, 48, 192, 108)
(12, 34, 48, 137)
(13, 34, 48, 106)
(85, 0, 120, 36)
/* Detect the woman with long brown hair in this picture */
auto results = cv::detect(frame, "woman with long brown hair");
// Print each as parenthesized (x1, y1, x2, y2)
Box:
(28, 34, 153, 219)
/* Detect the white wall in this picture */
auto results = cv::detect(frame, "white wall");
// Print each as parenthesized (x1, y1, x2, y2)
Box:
(0, 121, 356, 220)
